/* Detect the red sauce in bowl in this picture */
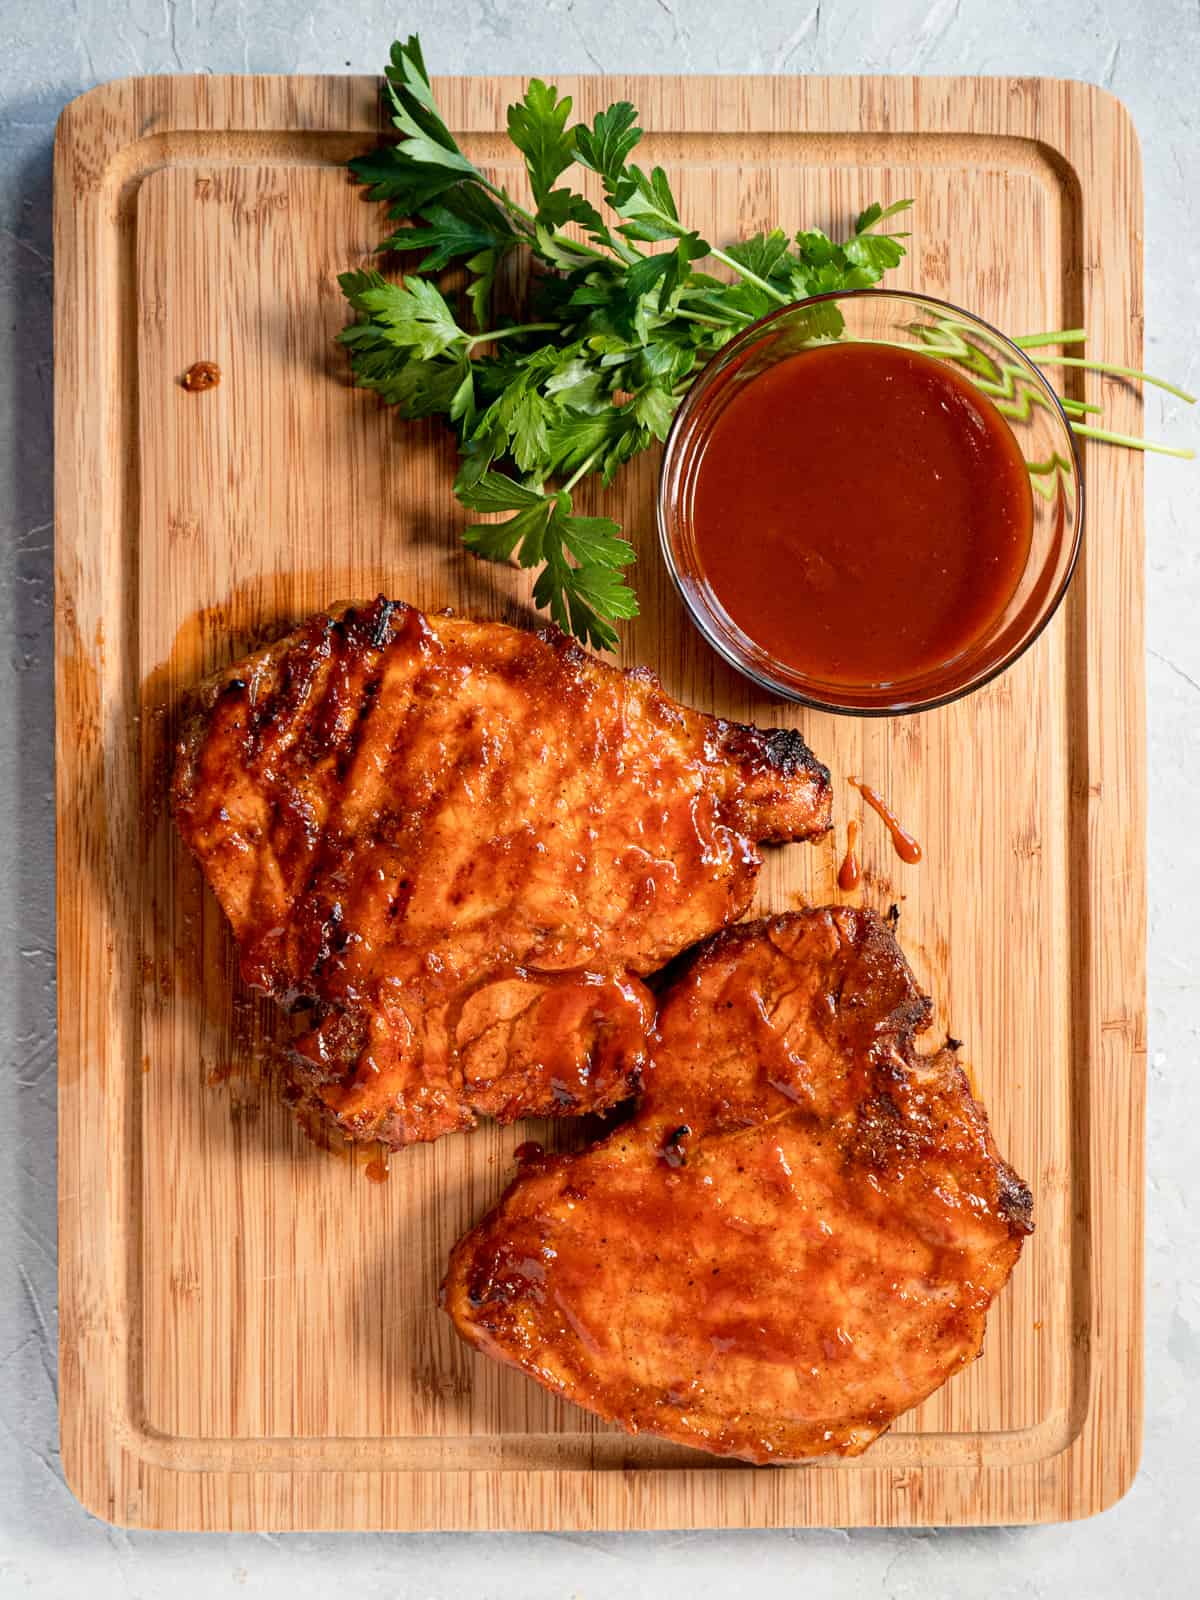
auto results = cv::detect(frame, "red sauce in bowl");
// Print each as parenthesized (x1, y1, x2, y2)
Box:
(690, 341, 1033, 688)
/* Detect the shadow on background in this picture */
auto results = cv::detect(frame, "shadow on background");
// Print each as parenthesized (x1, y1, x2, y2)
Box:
(2, 88, 71, 1541)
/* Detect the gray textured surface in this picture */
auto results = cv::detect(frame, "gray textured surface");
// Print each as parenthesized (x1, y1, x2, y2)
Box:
(2, 0, 1196, 1593)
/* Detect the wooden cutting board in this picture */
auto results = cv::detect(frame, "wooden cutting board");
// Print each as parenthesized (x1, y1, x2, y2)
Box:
(54, 71, 1145, 1530)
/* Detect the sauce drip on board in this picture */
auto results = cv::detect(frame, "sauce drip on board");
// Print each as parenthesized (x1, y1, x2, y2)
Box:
(850, 778, 922, 865)
(364, 1150, 390, 1184)
(837, 818, 861, 892)
(691, 342, 1033, 687)
(182, 359, 221, 392)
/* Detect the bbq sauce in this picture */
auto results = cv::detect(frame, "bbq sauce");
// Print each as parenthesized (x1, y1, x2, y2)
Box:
(850, 778, 923, 865)
(837, 818, 861, 891)
(691, 341, 1033, 687)
(182, 359, 221, 392)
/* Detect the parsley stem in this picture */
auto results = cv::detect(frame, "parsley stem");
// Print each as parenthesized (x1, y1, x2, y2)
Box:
(1033, 355, 1197, 405)
(560, 449, 605, 494)
(995, 363, 1103, 414)
(479, 178, 539, 236)
(706, 245, 791, 306)
(1013, 329, 1088, 348)
(468, 323, 561, 349)
(476, 181, 637, 268)
(1070, 421, 1196, 459)
(685, 292, 754, 324)
(551, 232, 627, 266)
(611, 237, 646, 266)
(673, 308, 735, 328)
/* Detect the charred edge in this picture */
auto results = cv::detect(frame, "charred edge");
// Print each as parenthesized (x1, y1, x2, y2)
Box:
(173, 601, 406, 805)
(719, 721, 828, 785)
(465, 1269, 491, 1310)
(996, 1163, 1036, 1235)
(884, 990, 934, 1042)
(661, 1124, 691, 1168)
(368, 596, 397, 649)
(760, 726, 823, 779)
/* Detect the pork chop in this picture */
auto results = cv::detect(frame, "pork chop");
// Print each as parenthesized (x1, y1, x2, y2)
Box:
(443, 907, 1032, 1462)
(172, 599, 832, 1146)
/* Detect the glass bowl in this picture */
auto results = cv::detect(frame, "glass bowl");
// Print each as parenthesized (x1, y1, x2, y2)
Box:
(657, 289, 1084, 715)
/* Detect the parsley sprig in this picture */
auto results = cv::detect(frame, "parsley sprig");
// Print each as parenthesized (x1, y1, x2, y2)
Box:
(340, 34, 1193, 650)
(339, 35, 910, 648)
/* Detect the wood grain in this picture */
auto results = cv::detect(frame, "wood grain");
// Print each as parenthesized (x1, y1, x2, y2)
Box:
(54, 72, 1144, 1530)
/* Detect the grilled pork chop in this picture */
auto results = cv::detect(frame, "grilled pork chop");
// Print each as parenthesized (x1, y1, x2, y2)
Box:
(444, 908, 1032, 1462)
(172, 598, 832, 1147)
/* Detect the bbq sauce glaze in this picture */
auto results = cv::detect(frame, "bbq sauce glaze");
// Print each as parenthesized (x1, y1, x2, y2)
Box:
(691, 341, 1034, 688)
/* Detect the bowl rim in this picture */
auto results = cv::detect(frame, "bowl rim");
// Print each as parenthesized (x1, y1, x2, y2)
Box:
(655, 286, 1086, 717)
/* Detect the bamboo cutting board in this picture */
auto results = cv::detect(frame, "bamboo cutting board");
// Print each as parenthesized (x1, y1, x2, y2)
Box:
(54, 71, 1145, 1530)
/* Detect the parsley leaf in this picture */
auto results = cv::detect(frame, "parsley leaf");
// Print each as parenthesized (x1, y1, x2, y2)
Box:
(459, 475, 638, 649)
(469, 252, 518, 335)
(346, 148, 463, 214)
(338, 272, 467, 361)
(855, 198, 915, 233)
(724, 230, 793, 283)
(574, 103, 643, 188)
(612, 164, 694, 245)
(507, 80, 577, 208)
(382, 35, 479, 176)
(381, 186, 520, 272)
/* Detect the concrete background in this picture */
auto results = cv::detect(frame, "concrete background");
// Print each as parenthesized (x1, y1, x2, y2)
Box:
(2, 1, 1196, 1594)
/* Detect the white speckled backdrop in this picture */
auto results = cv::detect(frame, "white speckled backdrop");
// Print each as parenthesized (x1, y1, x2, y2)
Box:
(3, 0, 1196, 1592)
